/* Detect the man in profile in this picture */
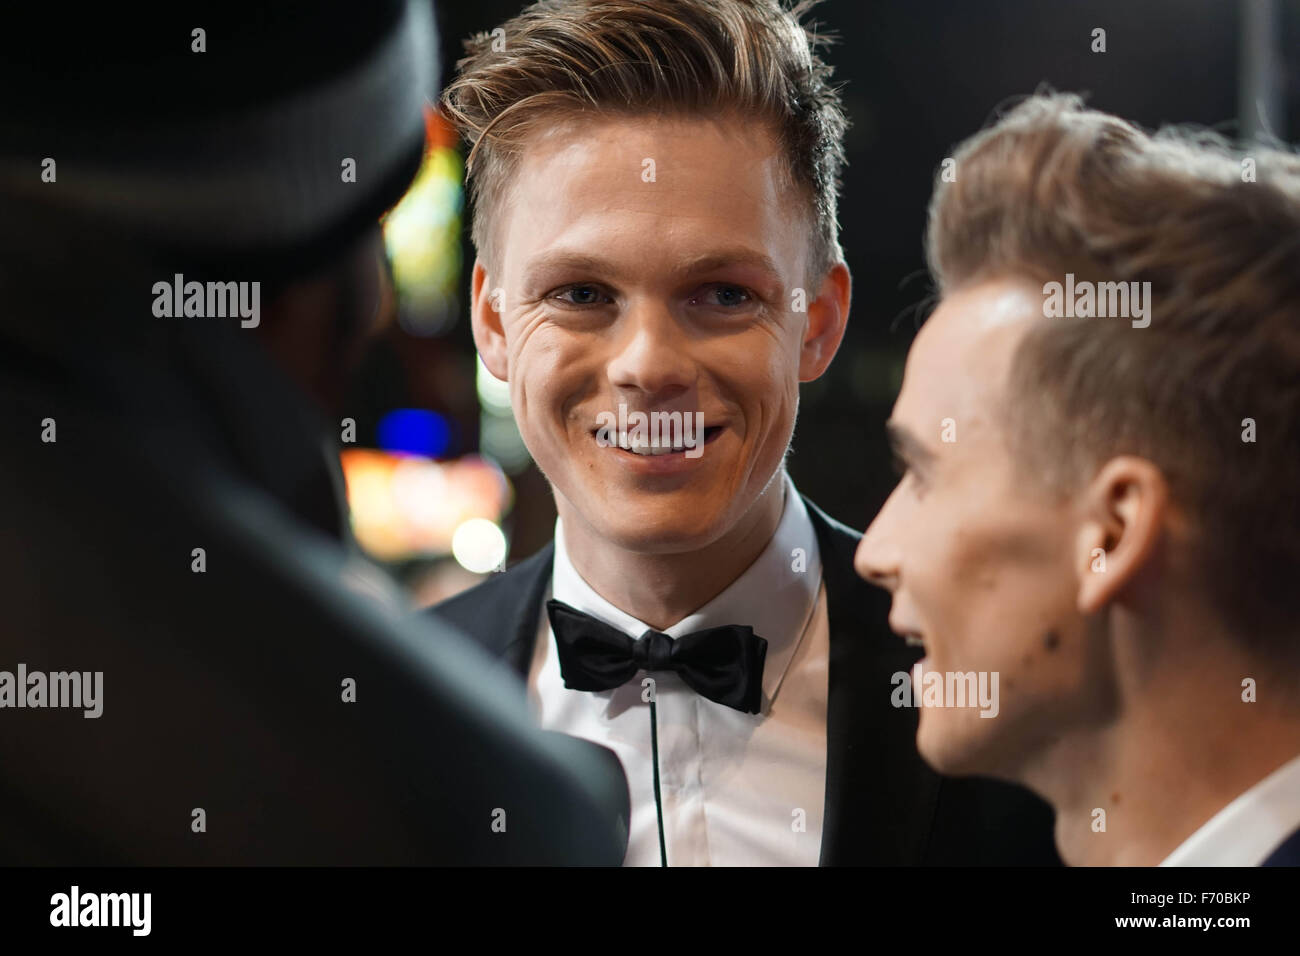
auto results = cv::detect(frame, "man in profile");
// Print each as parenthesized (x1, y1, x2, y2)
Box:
(0, 2, 627, 864)
(856, 92, 1300, 866)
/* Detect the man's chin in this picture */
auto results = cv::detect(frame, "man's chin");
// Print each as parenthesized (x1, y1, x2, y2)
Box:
(916, 713, 1003, 778)
(555, 472, 742, 550)
(581, 510, 732, 555)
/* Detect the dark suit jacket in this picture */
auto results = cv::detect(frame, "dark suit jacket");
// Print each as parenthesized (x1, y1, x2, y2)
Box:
(432, 494, 1062, 865)
(1263, 827, 1300, 866)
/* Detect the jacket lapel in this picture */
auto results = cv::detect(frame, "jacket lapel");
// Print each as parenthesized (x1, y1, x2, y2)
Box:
(804, 496, 943, 865)
(432, 542, 554, 677)
(502, 543, 555, 675)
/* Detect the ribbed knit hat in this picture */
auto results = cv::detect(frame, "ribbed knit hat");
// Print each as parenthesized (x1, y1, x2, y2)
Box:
(0, 1, 438, 269)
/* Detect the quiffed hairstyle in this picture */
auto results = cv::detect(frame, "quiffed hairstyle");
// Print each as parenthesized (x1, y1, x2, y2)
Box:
(926, 92, 1300, 640)
(440, 0, 849, 282)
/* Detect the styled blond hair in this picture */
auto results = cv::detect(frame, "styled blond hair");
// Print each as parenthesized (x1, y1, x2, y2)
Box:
(927, 92, 1300, 638)
(440, 0, 849, 282)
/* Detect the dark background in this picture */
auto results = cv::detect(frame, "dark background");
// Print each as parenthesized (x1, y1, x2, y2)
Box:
(357, 0, 1300, 585)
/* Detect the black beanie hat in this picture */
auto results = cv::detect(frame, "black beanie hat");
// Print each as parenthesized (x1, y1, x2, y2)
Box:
(0, 1, 438, 272)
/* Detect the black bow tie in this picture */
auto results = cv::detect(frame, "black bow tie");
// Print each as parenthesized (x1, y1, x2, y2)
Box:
(546, 599, 768, 714)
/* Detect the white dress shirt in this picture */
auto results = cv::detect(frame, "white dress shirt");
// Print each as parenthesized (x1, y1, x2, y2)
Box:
(525, 472, 830, 866)
(1160, 752, 1300, 866)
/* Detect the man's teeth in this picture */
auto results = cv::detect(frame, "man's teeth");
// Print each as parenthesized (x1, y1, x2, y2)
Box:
(619, 439, 687, 455)
(612, 432, 692, 455)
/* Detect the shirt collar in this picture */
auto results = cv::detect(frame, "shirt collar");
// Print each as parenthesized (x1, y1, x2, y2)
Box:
(1160, 752, 1300, 865)
(551, 471, 823, 708)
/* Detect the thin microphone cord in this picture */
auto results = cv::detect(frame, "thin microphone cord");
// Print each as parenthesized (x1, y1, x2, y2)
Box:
(649, 697, 667, 866)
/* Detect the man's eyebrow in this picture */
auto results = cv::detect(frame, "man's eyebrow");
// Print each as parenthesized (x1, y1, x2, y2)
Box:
(521, 251, 616, 279)
(885, 420, 936, 468)
(676, 249, 783, 280)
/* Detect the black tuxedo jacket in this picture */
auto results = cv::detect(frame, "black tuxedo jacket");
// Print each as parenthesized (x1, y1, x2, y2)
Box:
(1263, 827, 1300, 866)
(432, 494, 1062, 866)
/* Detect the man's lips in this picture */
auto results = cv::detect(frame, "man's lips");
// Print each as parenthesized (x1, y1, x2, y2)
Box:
(889, 616, 926, 650)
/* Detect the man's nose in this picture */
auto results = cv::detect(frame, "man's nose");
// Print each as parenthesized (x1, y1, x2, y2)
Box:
(605, 301, 696, 398)
(854, 503, 901, 593)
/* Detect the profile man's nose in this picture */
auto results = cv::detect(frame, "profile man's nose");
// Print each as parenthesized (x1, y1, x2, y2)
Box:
(854, 519, 899, 592)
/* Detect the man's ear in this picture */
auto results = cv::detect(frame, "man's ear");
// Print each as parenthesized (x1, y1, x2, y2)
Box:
(1075, 456, 1169, 614)
(799, 261, 851, 382)
(470, 259, 509, 380)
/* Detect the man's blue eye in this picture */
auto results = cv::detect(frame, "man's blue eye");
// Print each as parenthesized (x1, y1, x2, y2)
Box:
(561, 286, 602, 305)
(698, 284, 751, 307)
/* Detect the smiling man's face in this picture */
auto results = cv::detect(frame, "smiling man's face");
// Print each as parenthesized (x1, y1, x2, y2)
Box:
(471, 112, 847, 554)
(855, 279, 1104, 778)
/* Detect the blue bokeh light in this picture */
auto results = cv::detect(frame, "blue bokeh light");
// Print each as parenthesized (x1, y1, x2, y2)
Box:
(377, 409, 453, 458)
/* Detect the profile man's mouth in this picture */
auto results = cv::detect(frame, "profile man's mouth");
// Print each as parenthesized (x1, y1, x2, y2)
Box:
(889, 616, 926, 650)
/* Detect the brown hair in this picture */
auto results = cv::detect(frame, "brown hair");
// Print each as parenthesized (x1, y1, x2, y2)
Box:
(440, 0, 849, 282)
(926, 92, 1300, 640)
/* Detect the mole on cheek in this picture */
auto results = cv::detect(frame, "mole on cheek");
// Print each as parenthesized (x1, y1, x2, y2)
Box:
(1043, 630, 1060, 652)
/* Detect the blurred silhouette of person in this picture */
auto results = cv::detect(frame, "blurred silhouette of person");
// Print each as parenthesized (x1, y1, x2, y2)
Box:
(0, 1, 627, 864)
(857, 93, 1300, 866)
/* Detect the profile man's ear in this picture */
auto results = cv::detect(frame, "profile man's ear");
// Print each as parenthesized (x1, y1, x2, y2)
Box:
(799, 261, 851, 382)
(1075, 456, 1170, 615)
(470, 259, 509, 380)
